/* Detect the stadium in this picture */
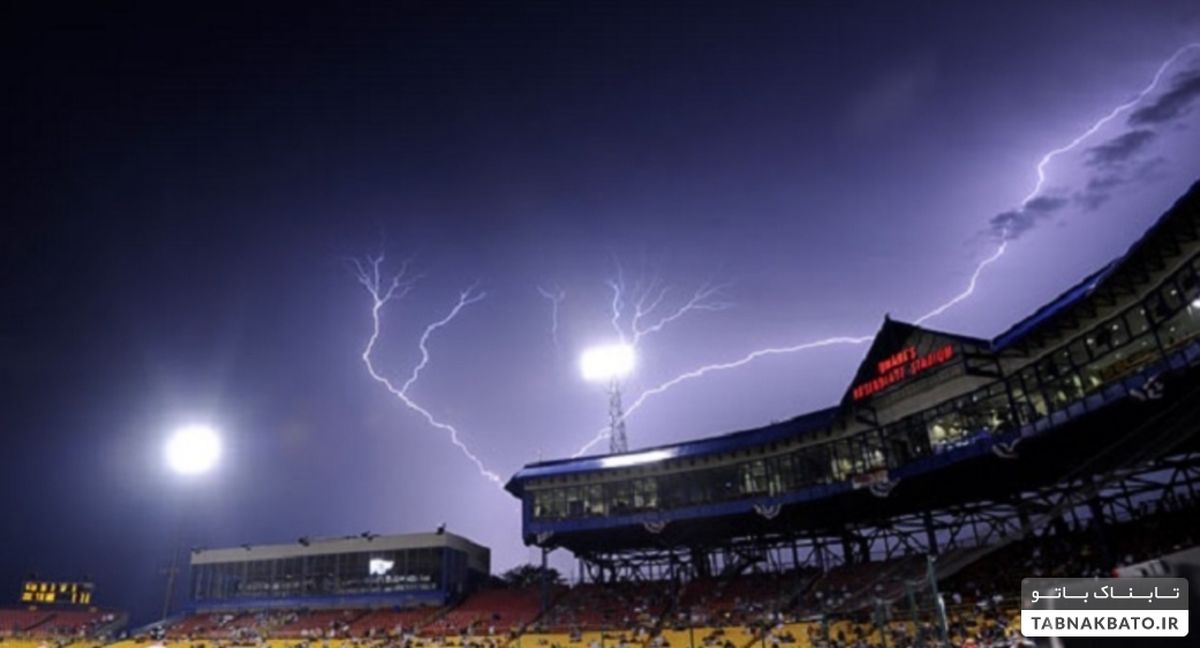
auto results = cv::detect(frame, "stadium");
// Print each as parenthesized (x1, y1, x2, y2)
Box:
(4, 181, 1199, 647)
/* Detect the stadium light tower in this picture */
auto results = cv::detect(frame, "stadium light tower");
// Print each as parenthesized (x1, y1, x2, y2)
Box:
(161, 424, 221, 622)
(580, 344, 635, 454)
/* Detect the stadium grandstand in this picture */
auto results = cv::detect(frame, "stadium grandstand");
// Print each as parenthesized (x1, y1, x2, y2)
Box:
(187, 532, 489, 610)
(43, 181, 1200, 648)
(0, 579, 127, 648)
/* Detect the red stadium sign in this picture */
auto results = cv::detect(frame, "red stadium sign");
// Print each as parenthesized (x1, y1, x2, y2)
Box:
(852, 344, 955, 401)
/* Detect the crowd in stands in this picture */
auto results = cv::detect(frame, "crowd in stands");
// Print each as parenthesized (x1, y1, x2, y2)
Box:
(674, 570, 815, 629)
(537, 583, 666, 633)
(31, 493, 1182, 648)
(424, 588, 542, 637)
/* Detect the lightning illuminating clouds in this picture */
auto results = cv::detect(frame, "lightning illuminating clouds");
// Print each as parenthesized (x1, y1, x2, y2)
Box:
(571, 41, 1200, 458)
(992, 41, 1200, 240)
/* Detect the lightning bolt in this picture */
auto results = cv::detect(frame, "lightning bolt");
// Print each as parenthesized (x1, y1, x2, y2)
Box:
(536, 284, 566, 354)
(605, 264, 733, 350)
(571, 42, 1200, 457)
(571, 334, 873, 457)
(913, 240, 1009, 326)
(1021, 42, 1200, 207)
(352, 254, 502, 486)
(915, 41, 1200, 319)
(570, 265, 732, 456)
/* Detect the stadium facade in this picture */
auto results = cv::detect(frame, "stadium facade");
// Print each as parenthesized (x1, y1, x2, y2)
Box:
(507, 181, 1200, 585)
(188, 532, 490, 610)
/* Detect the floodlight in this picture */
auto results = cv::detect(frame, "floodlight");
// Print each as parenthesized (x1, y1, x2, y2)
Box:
(165, 424, 221, 475)
(580, 344, 636, 382)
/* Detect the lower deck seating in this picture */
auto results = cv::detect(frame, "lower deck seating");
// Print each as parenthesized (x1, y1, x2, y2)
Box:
(0, 609, 56, 634)
(348, 607, 439, 637)
(425, 588, 543, 636)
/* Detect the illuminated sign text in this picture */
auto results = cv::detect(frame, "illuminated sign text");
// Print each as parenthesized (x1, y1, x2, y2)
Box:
(852, 344, 955, 401)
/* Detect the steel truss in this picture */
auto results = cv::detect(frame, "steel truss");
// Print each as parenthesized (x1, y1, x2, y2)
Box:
(570, 451, 1200, 586)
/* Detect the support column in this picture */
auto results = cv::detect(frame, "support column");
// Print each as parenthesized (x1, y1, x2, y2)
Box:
(540, 547, 550, 616)
(840, 528, 856, 566)
(923, 510, 940, 557)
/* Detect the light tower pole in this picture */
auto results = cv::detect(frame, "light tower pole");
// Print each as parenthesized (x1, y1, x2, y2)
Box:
(162, 424, 222, 622)
(607, 377, 628, 454)
(581, 343, 636, 454)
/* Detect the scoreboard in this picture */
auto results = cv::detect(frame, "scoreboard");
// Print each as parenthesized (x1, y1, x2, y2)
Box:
(20, 581, 93, 605)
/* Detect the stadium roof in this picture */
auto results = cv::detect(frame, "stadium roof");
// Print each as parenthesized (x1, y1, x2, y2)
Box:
(190, 531, 489, 566)
(506, 405, 839, 494)
(990, 260, 1119, 351)
(839, 317, 988, 405)
(993, 180, 1200, 351)
(508, 180, 1200, 495)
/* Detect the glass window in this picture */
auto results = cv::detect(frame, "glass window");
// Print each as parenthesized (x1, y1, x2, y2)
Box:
(632, 477, 658, 511)
(1086, 327, 1112, 358)
(1068, 337, 1090, 365)
(1014, 369, 1048, 419)
(1107, 317, 1130, 349)
(772, 454, 796, 491)
(1045, 369, 1083, 408)
(797, 445, 829, 485)
(1126, 306, 1151, 336)
(1161, 282, 1184, 314)
(1037, 354, 1061, 381)
(566, 486, 585, 517)
(1178, 265, 1200, 303)
(1159, 298, 1200, 350)
(927, 409, 970, 451)
(740, 460, 768, 495)
(830, 441, 853, 480)
(585, 484, 605, 516)
(609, 480, 633, 515)
(1054, 347, 1075, 372)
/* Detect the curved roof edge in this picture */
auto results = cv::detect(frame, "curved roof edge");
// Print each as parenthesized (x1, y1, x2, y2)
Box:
(507, 179, 1200, 496)
(993, 179, 1200, 350)
(506, 406, 838, 494)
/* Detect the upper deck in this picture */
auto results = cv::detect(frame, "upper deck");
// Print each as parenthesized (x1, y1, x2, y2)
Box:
(507, 181, 1200, 552)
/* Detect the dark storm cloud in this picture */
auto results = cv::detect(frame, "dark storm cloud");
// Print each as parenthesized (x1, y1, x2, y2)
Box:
(1128, 68, 1200, 126)
(1025, 196, 1070, 213)
(985, 64, 1200, 242)
(988, 196, 1069, 240)
(1076, 124, 1164, 209)
(1075, 157, 1167, 211)
(1084, 129, 1157, 168)
(1087, 174, 1125, 191)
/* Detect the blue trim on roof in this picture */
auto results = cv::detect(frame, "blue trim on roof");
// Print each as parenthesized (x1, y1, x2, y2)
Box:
(506, 406, 838, 495)
(522, 345, 1192, 538)
(991, 260, 1119, 351)
(525, 482, 854, 535)
(994, 180, 1199, 351)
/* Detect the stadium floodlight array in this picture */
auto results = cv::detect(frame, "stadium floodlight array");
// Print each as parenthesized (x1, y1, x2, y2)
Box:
(581, 343, 636, 454)
(580, 343, 636, 382)
(165, 424, 221, 476)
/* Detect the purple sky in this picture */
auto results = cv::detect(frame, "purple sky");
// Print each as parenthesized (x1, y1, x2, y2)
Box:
(3, 1, 1200, 621)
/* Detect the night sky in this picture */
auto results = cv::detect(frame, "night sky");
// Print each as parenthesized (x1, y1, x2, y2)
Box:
(4, 1, 1200, 624)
